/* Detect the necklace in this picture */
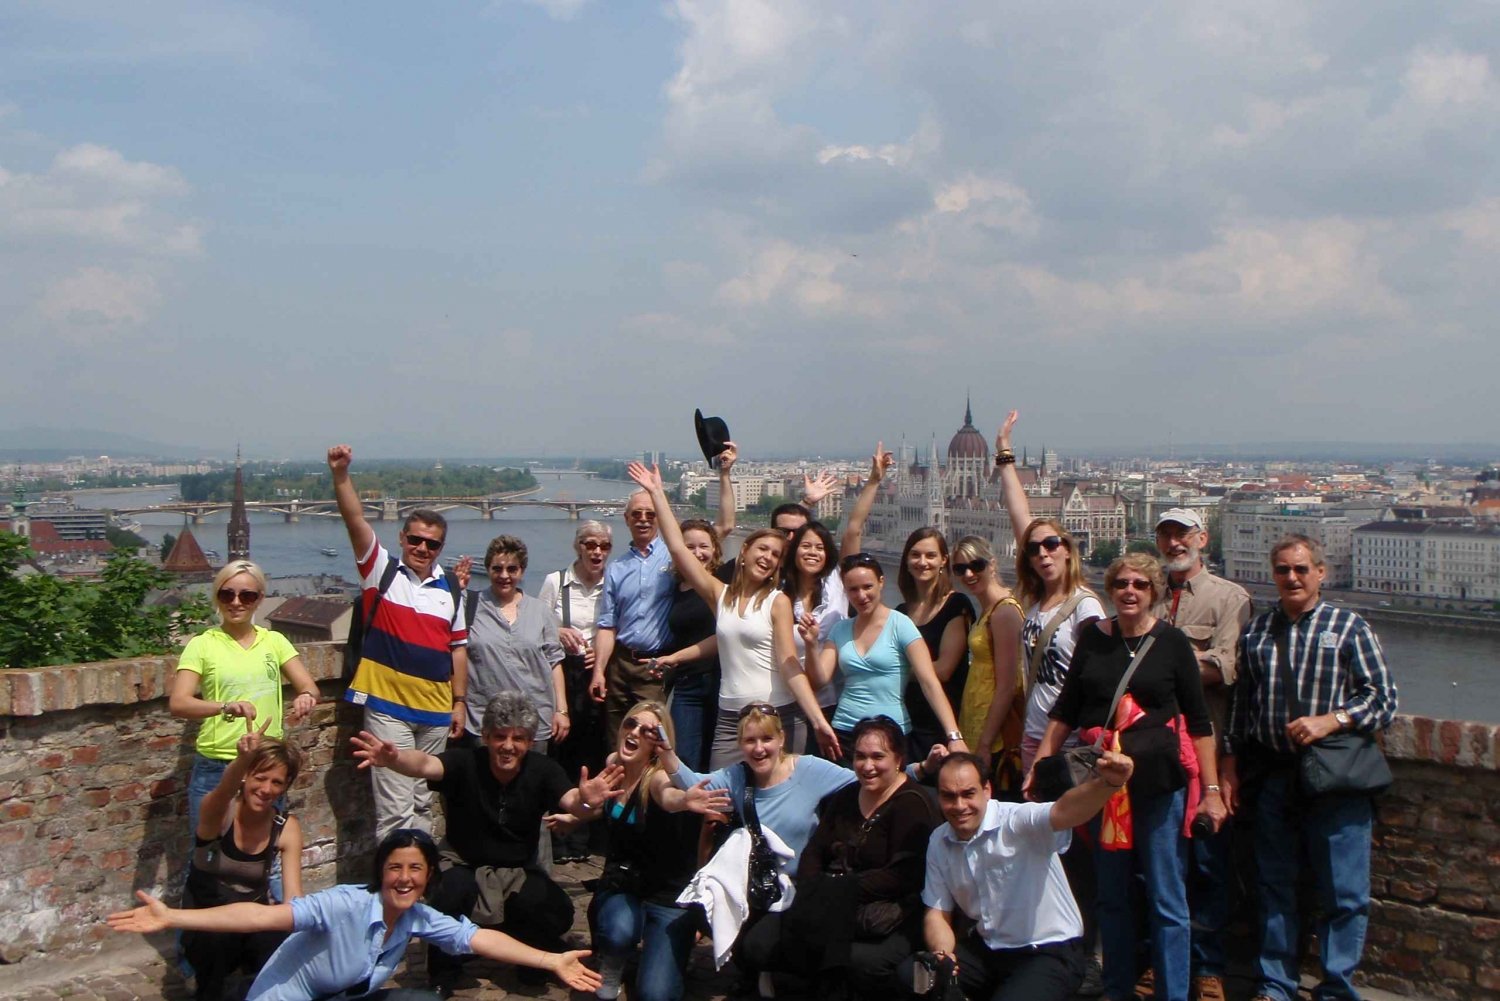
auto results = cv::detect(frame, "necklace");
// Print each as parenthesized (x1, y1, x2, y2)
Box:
(1122, 633, 1147, 660)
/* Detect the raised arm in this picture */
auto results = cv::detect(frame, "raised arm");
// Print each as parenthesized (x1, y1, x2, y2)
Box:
(714, 442, 738, 540)
(1049, 741, 1133, 830)
(772, 594, 840, 759)
(840, 441, 893, 557)
(974, 602, 1023, 764)
(905, 637, 967, 753)
(350, 730, 445, 782)
(326, 444, 375, 559)
(994, 411, 1031, 544)
(628, 462, 723, 605)
(198, 716, 274, 840)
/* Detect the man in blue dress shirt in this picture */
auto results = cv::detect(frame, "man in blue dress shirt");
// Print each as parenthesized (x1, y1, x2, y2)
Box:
(588, 489, 679, 736)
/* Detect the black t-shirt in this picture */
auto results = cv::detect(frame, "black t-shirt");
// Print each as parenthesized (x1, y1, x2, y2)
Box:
(601, 786, 703, 906)
(666, 584, 719, 683)
(430, 747, 571, 868)
(898, 591, 973, 740)
(1048, 620, 1212, 796)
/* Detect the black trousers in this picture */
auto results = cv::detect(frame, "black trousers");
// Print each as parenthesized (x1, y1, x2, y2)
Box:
(737, 910, 916, 996)
(426, 863, 574, 981)
(182, 927, 286, 1001)
(898, 932, 1085, 1001)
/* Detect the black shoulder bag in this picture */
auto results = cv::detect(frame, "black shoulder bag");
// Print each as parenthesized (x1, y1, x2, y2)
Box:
(740, 762, 783, 913)
(1031, 625, 1155, 803)
(1274, 622, 1391, 798)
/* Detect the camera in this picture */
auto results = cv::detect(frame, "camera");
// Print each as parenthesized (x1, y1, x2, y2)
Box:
(1191, 813, 1216, 838)
(911, 951, 959, 997)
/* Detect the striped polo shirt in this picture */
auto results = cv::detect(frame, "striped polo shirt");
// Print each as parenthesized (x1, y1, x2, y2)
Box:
(344, 539, 467, 727)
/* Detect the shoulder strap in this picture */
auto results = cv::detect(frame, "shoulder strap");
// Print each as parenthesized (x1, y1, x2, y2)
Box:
(1026, 590, 1087, 689)
(464, 590, 480, 629)
(257, 813, 288, 896)
(443, 569, 465, 629)
(1093, 619, 1157, 749)
(558, 569, 572, 629)
(363, 558, 403, 636)
(739, 761, 763, 836)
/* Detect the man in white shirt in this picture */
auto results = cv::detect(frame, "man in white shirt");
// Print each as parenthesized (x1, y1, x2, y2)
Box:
(911, 748, 1134, 1001)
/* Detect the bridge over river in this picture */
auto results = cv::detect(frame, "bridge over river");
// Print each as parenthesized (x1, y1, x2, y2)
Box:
(105, 492, 626, 523)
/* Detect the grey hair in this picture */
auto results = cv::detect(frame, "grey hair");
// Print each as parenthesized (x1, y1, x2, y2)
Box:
(574, 520, 612, 544)
(480, 691, 540, 737)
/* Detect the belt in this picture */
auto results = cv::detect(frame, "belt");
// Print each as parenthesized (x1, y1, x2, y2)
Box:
(618, 644, 665, 662)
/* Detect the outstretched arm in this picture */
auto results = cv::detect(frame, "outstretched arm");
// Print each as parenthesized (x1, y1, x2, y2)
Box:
(628, 462, 723, 605)
(350, 730, 445, 781)
(994, 411, 1031, 544)
(326, 444, 376, 559)
(714, 442, 738, 540)
(198, 716, 275, 840)
(468, 931, 602, 993)
(1049, 742, 1133, 830)
(840, 441, 892, 557)
(108, 892, 293, 936)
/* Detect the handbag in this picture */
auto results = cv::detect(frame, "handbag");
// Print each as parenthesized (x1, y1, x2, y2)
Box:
(740, 764, 783, 913)
(1273, 625, 1392, 798)
(1030, 626, 1155, 803)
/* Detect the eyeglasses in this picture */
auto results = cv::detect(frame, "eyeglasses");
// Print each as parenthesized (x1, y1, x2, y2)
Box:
(952, 558, 989, 575)
(404, 534, 444, 552)
(1110, 578, 1153, 592)
(1273, 563, 1314, 577)
(621, 715, 658, 734)
(737, 702, 781, 720)
(627, 510, 656, 521)
(488, 563, 523, 576)
(581, 540, 613, 551)
(217, 588, 262, 605)
(1024, 535, 1065, 557)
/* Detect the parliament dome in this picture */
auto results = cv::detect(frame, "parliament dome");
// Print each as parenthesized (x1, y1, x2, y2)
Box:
(947, 400, 989, 462)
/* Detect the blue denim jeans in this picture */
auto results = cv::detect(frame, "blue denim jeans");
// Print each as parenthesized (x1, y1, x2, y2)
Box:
(589, 891, 699, 1001)
(667, 671, 717, 773)
(1189, 818, 1232, 977)
(1093, 786, 1190, 1001)
(1252, 767, 1372, 1001)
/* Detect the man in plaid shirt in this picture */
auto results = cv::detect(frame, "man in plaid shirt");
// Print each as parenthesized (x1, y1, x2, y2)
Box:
(1223, 534, 1398, 1001)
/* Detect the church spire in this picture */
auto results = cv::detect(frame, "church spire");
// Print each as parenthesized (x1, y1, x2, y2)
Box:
(964, 390, 973, 429)
(227, 444, 250, 562)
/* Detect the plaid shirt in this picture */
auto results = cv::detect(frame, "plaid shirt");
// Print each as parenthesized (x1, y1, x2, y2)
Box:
(1227, 601, 1398, 756)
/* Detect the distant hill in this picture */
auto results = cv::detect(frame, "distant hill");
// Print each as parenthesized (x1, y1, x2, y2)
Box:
(0, 428, 208, 461)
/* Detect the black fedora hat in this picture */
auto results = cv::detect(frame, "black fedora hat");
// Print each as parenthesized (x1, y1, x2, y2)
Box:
(694, 409, 732, 468)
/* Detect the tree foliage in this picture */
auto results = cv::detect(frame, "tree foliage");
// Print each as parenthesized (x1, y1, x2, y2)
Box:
(180, 463, 536, 502)
(0, 532, 212, 668)
(1088, 539, 1122, 567)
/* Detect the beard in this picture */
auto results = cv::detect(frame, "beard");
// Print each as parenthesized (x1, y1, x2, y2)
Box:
(1164, 550, 1199, 574)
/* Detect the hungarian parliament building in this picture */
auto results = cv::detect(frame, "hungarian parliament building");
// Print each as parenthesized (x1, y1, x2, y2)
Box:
(863, 403, 1128, 562)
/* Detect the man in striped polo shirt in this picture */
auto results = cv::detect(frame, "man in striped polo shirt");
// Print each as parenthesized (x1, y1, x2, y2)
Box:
(328, 444, 468, 839)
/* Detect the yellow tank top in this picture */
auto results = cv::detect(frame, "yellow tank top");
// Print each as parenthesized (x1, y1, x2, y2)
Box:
(959, 595, 1025, 752)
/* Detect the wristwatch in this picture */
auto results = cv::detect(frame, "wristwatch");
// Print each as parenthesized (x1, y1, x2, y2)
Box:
(1334, 709, 1352, 730)
(945, 730, 964, 744)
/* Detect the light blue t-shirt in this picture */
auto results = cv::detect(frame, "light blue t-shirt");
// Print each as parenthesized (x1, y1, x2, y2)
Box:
(247, 884, 478, 1001)
(827, 610, 923, 732)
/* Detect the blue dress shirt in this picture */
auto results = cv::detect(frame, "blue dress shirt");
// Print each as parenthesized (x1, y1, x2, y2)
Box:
(247, 885, 478, 1000)
(596, 537, 676, 652)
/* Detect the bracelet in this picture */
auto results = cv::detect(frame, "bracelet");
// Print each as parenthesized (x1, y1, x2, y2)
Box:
(994, 453, 1017, 467)
(555, 710, 570, 716)
(452, 695, 467, 704)
(580, 800, 594, 812)
(220, 702, 233, 719)
(1205, 784, 1222, 793)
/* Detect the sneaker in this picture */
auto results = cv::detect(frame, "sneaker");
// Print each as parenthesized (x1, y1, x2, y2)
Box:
(1077, 954, 1105, 997)
(597, 955, 625, 999)
(1192, 973, 1226, 1001)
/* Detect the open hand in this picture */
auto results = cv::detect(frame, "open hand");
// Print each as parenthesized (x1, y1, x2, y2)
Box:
(682, 778, 733, 820)
(350, 730, 400, 770)
(550, 950, 602, 992)
(452, 555, 473, 591)
(803, 470, 839, 506)
(814, 721, 842, 761)
(996, 410, 1018, 452)
(106, 890, 172, 935)
(579, 763, 627, 808)
(626, 461, 664, 493)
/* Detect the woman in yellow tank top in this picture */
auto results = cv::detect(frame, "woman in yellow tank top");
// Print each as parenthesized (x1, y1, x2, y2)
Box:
(952, 536, 1026, 795)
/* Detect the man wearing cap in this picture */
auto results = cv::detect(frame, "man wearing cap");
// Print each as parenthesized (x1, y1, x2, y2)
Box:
(1153, 507, 1251, 1001)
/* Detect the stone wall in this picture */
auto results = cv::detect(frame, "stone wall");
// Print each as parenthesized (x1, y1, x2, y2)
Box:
(0, 644, 377, 964)
(3, 650, 1500, 997)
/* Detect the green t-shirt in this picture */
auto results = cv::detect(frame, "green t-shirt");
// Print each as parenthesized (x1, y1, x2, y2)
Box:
(178, 626, 300, 760)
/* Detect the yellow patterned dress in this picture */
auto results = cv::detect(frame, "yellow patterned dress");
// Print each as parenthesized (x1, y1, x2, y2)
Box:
(959, 595, 1026, 788)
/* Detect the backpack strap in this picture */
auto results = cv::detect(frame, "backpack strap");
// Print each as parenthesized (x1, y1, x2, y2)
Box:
(464, 590, 480, 629)
(1026, 590, 1087, 690)
(364, 559, 403, 635)
(558, 569, 573, 629)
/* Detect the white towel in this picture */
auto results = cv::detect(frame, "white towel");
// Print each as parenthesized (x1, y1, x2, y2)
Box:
(675, 825, 796, 969)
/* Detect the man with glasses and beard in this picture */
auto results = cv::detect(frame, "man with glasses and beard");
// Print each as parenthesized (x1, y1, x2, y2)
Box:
(1224, 534, 1397, 1001)
(328, 444, 468, 840)
(1151, 509, 1251, 1001)
(589, 488, 681, 736)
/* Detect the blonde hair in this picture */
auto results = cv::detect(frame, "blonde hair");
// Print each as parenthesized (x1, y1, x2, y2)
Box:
(622, 700, 672, 811)
(723, 529, 784, 613)
(1014, 518, 1087, 610)
(1104, 553, 1166, 605)
(736, 705, 786, 766)
(211, 560, 268, 624)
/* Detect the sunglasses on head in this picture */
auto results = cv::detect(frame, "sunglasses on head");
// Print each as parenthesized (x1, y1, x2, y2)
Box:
(389, 827, 436, 846)
(1273, 563, 1314, 576)
(217, 588, 262, 605)
(737, 702, 781, 720)
(952, 558, 989, 575)
(404, 534, 444, 552)
(1110, 578, 1153, 592)
(1024, 535, 1065, 557)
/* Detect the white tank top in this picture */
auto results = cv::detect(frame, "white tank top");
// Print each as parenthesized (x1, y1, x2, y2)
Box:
(716, 587, 789, 710)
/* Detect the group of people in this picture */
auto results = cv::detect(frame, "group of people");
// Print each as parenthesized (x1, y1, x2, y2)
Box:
(107, 419, 1399, 1001)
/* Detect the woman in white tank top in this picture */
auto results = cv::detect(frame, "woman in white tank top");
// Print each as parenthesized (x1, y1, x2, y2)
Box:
(627, 462, 839, 769)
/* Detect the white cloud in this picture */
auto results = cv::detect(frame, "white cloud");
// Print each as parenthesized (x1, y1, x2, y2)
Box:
(33, 267, 160, 335)
(1403, 49, 1493, 108)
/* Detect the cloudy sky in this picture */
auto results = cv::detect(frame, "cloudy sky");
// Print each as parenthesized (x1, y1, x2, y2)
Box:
(1, 2, 1496, 459)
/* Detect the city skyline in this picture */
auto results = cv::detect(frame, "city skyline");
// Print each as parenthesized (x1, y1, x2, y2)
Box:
(2, 3, 1499, 456)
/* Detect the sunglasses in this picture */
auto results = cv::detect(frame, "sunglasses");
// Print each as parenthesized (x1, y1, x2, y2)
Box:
(1110, 578, 1153, 592)
(581, 540, 613, 551)
(404, 534, 444, 552)
(627, 510, 657, 521)
(621, 715, 659, 734)
(1273, 563, 1314, 577)
(488, 563, 523, 575)
(737, 702, 781, 720)
(1024, 535, 1065, 557)
(952, 558, 989, 575)
(217, 588, 262, 605)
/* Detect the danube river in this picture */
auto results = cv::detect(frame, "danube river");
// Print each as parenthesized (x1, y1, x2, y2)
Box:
(73, 475, 1500, 724)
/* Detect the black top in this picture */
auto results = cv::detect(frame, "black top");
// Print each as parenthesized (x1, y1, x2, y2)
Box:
(798, 778, 941, 906)
(898, 591, 973, 740)
(601, 784, 704, 907)
(1049, 620, 1212, 796)
(430, 747, 571, 868)
(666, 583, 719, 684)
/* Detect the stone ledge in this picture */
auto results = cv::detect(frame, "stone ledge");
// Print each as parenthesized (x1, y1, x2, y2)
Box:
(1382, 715, 1500, 770)
(2, 643, 345, 718)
